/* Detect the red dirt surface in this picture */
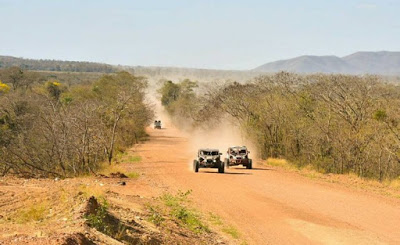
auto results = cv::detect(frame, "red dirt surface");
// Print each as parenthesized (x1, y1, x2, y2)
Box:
(126, 122, 400, 245)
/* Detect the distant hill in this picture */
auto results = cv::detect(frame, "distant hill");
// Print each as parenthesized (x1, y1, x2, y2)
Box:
(343, 51, 400, 75)
(254, 51, 400, 75)
(2, 51, 399, 78)
(0, 56, 116, 73)
(0, 55, 260, 82)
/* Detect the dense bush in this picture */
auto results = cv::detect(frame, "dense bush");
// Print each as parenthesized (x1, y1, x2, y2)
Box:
(0, 70, 153, 177)
(161, 73, 400, 181)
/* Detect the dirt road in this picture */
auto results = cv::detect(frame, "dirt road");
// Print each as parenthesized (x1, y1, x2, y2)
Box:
(128, 123, 400, 245)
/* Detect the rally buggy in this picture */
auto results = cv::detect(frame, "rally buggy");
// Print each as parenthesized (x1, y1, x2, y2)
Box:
(154, 120, 162, 129)
(193, 149, 225, 173)
(224, 146, 252, 169)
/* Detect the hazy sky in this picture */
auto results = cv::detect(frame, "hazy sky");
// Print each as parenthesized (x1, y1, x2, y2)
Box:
(1, 0, 399, 70)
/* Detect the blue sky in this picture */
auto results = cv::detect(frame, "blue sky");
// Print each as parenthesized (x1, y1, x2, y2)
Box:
(0, 0, 399, 69)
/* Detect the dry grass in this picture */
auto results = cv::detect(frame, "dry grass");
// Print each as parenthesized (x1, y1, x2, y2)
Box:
(58, 187, 72, 204)
(77, 183, 106, 199)
(160, 190, 209, 234)
(207, 212, 244, 241)
(387, 178, 400, 190)
(299, 165, 324, 180)
(266, 158, 298, 171)
(264, 158, 400, 199)
(98, 163, 125, 176)
(14, 202, 49, 224)
(222, 225, 240, 239)
(126, 172, 140, 179)
(97, 162, 141, 180)
(209, 212, 223, 226)
(114, 151, 142, 164)
(128, 155, 142, 163)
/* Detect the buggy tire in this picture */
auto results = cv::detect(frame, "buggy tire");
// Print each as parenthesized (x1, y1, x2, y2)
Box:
(193, 160, 199, 173)
(246, 159, 253, 169)
(218, 161, 225, 173)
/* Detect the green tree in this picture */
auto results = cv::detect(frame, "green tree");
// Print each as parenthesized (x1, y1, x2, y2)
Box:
(158, 79, 198, 117)
(159, 80, 181, 106)
(93, 71, 150, 164)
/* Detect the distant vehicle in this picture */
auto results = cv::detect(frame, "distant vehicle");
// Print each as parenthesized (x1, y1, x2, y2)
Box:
(154, 120, 161, 129)
(224, 146, 252, 169)
(193, 149, 224, 173)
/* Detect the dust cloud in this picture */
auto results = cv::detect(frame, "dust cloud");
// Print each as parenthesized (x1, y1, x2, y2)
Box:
(186, 121, 257, 159)
(148, 89, 258, 163)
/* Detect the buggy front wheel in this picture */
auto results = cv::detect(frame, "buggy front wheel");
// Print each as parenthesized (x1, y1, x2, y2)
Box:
(218, 161, 225, 173)
(246, 159, 253, 169)
(193, 160, 199, 173)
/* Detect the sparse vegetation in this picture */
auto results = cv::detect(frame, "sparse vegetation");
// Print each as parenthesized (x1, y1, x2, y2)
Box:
(126, 172, 140, 179)
(98, 163, 125, 176)
(128, 155, 142, 163)
(209, 212, 224, 226)
(85, 198, 111, 235)
(114, 152, 142, 164)
(77, 184, 106, 199)
(81, 190, 224, 244)
(389, 178, 400, 190)
(208, 212, 243, 240)
(266, 158, 296, 170)
(97, 160, 140, 179)
(147, 205, 165, 226)
(161, 190, 209, 233)
(146, 190, 209, 234)
(222, 225, 241, 239)
(15, 203, 49, 223)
